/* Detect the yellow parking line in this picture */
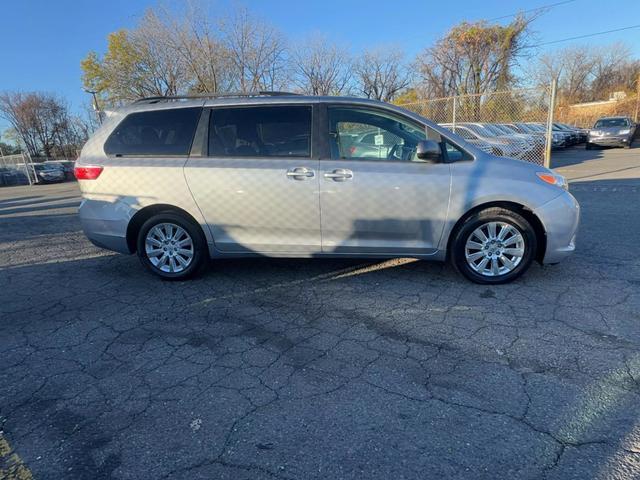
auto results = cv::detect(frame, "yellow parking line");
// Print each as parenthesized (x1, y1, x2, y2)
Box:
(0, 433, 34, 480)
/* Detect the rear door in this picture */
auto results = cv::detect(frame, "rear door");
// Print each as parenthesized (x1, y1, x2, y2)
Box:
(319, 105, 451, 254)
(184, 104, 321, 254)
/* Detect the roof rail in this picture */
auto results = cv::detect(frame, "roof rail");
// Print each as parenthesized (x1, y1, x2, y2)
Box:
(133, 91, 300, 104)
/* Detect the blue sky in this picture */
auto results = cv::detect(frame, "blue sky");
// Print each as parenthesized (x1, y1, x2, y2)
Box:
(1, 0, 639, 132)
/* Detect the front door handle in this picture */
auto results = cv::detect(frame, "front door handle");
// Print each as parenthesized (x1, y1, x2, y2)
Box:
(323, 168, 353, 182)
(286, 167, 315, 180)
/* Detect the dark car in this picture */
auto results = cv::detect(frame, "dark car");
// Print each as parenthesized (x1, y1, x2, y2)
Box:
(0, 167, 26, 187)
(33, 163, 66, 183)
(45, 160, 76, 180)
(587, 117, 636, 149)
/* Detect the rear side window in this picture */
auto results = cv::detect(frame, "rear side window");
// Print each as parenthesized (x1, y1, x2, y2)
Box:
(208, 106, 311, 158)
(104, 107, 202, 156)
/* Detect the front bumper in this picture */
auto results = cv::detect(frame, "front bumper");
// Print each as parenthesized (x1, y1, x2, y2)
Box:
(589, 135, 631, 146)
(533, 191, 580, 264)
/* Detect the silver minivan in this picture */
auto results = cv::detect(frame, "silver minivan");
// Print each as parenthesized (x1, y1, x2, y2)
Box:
(75, 93, 579, 284)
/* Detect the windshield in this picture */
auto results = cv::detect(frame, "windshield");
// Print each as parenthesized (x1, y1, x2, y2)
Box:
(463, 124, 494, 137)
(594, 118, 629, 128)
(526, 123, 545, 132)
(496, 124, 517, 134)
(482, 124, 508, 136)
(515, 123, 533, 133)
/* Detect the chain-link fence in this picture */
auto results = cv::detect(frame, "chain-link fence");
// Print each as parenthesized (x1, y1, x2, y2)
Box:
(397, 85, 555, 166)
(0, 153, 37, 186)
(0, 152, 81, 187)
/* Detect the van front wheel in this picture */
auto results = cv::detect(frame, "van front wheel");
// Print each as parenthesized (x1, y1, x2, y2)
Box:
(136, 213, 207, 280)
(450, 208, 537, 284)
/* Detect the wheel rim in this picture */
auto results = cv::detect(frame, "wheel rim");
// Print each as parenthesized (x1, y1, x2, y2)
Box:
(464, 221, 525, 277)
(145, 223, 194, 274)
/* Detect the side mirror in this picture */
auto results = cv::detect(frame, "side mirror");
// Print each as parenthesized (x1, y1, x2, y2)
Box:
(416, 140, 442, 162)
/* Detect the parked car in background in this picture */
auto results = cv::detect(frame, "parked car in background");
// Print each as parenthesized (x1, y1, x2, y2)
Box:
(491, 123, 545, 152)
(76, 93, 579, 284)
(440, 123, 524, 158)
(33, 163, 65, 183)
(587, 117, 637, 149)
(553, 123, 582, 145)
(461, 123, 536, 160)
(527, 123, 572, 147)
(0, 167, 23, 187)
(506, 123, 565, 149)
(439, 124, 498, 154)
(45, 160, 76, 180)
(555, 123, 588, 143)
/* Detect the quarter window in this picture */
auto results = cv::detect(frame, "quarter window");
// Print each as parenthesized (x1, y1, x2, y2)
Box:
(208, 106, 312, 158)
(104, 107, 202, 156)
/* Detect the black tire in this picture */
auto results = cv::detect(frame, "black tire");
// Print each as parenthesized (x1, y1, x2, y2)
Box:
(450, 207, 537, 285)
(136, 212, 208, 280)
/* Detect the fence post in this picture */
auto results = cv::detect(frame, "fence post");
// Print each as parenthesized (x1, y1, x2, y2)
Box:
(452, 95, 457, 133)
(544, 78, 557, 169)
(634, 75, 640, 123)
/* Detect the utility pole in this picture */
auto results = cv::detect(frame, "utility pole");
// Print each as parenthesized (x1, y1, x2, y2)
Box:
(84, 89, 103, 125)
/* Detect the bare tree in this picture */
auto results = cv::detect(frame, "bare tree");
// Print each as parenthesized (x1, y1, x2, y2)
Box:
(291, 35, 352, 95)
(0, 92, 88, 158)
(222, 8, 288, 92)
(150, 4, 235, 94)
(355, 47, 410, 102)
(591, 43, 633, 99)
(81, 10, 191, 104)
(416, 16, 533, 98)
(529, 43, 637, 103)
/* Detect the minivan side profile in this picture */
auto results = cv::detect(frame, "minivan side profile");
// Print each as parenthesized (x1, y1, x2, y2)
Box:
(76, 93, 580, 284)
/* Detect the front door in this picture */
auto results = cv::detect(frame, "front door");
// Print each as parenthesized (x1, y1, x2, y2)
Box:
(185, 105, 321, 254)
(319, 106, 451, 254)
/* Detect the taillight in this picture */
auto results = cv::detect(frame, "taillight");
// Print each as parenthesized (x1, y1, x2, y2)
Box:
(74, 165, 103, 180)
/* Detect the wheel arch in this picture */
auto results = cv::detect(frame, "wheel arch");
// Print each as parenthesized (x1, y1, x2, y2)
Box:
(445, 201, 547, 263)
(126, 204, 205, 254)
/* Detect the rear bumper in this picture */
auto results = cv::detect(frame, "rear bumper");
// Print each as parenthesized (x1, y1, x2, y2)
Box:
(78, 198, 132, 254)
(534, 191, 580, 264)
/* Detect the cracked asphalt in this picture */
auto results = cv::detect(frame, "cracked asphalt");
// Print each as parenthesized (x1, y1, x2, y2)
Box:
(1, 145, 640, 480)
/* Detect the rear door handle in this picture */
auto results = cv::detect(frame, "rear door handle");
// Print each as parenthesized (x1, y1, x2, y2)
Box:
(323, 168, 353, 181)
(286, 167, 315, 180)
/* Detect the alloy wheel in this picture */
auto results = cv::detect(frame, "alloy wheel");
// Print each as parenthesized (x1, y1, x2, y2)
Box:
(464, 221, 525, 277)
(145, 223, 194, 273)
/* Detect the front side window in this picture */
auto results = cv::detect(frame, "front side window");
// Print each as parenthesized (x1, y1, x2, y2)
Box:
(104, 107, 202, 156)
(208, 106, 311, 158)
(329, 107, 428, 162)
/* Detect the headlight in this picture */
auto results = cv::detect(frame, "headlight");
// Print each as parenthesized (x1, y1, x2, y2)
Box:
(537, 172, 568, 190)
(619, 129, 630, 135)
(590, 130, 601, 136)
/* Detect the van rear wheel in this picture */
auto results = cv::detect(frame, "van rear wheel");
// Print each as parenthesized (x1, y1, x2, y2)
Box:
(450, 208, 537, 284)
(136, 213, 207, 280)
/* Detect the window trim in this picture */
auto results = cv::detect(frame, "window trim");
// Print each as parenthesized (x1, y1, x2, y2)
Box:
(203, 104, 315, 160)
(104, 107, 203, 158)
